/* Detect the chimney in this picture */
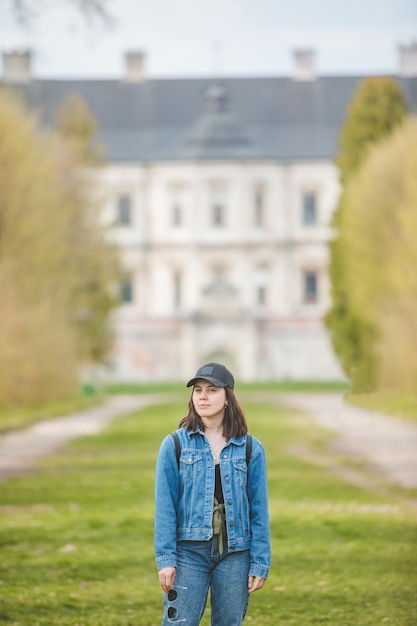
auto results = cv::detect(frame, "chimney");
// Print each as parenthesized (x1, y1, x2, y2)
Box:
(292, 48, 316, 81)
(2, 49, 32, 83)
(124, 50, 145, 82)
(398, 42, 417, 77)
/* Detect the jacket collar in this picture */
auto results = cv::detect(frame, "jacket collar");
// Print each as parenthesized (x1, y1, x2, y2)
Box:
(187, 427, 246, 447)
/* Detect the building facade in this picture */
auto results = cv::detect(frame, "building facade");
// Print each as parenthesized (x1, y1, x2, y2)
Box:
(3, 46, 417, 382)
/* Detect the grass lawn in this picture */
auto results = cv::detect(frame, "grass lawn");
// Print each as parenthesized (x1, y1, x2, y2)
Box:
(0, 397, 416, 625)
(104, 381, 351, 395)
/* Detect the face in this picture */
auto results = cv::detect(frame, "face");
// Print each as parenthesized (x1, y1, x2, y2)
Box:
(192, 379, 227, 422)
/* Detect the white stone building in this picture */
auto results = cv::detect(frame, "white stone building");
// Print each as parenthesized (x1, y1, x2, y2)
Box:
(3, 46, 417, 383)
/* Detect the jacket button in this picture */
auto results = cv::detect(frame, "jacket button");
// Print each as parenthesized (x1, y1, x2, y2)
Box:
(225, 476, 230, 482)
(223, 454, 228, 459)
(230, 521, 234, 527)
(228, 499, 232, 505)
(231, 544, 236, 550)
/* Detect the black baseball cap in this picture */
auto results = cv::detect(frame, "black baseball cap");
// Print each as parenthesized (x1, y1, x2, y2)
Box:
(186, 363, 235, 390)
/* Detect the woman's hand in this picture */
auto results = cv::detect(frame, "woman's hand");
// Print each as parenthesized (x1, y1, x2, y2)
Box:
(248, 576, 266, 593)
(158, 566, 176, 594)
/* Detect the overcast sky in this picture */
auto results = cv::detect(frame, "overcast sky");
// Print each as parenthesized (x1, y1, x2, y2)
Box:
(0, 0, 416, 78)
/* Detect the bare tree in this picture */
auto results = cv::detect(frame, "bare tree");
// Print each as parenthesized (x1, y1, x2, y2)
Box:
(2, 0, 113, 25)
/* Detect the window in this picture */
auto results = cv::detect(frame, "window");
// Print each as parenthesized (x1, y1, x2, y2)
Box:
(120, 276, 133, 304)
(257, 285, 266, 306)
(117, 195, 132, 226)
(172, 203, 182, 227)
(254, 266, 268, 306)
(254, 188, 265, 227)
(211, 189, 226, 227)
(171, 188, 184, 227)
(303, 271, 318, 304)
(302, 192, 317, 225)
(173, 271, 182, 311)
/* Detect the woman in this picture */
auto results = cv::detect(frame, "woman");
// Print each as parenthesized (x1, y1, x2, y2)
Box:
(154, 362, 271, 626)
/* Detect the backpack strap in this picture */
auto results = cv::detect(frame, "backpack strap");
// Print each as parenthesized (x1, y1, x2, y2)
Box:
(246, 433, 252, 465)
(171, 431, 252, 467)
(171, 431, 181, 468)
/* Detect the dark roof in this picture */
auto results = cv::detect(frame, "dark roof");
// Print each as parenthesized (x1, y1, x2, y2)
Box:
(4, 74, 417, 162)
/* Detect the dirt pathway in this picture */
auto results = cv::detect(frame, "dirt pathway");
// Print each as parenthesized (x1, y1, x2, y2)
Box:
(0, 394, 162, 480)
(278, 392, 417, 489)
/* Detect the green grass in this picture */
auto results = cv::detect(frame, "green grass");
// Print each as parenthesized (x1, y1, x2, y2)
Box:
(0, 398, 416, 625)
(347, 391, 417, 422)
(104, 380, 350, 394)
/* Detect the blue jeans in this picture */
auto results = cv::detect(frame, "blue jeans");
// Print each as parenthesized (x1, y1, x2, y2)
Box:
(162, 537, 250, 626)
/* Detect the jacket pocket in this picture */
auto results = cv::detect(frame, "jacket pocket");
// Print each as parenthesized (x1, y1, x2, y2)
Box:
(231, 459, 250, 534)
(232, 459, 247, 487)
(179, 450, 203, 479)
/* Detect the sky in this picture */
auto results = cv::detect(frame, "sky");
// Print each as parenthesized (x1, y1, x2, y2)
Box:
(0, 0, 416, 79)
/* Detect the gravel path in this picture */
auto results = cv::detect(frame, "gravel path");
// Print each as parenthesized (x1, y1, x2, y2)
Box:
(279, 392, 417, 489)
(0, 395, 161, 479)
(0, 392, 416, 490)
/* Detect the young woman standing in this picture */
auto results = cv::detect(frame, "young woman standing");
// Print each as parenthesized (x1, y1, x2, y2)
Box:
(154, 362, 271, 626)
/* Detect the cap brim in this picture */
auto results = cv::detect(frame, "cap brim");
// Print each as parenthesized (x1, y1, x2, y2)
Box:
(186, 376, 227, 388)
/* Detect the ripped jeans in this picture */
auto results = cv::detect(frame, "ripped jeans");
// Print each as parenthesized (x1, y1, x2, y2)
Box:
(162, 537, 250, 626)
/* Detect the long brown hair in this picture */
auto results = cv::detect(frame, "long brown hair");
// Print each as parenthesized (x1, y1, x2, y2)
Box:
(178, 387, 248, 439)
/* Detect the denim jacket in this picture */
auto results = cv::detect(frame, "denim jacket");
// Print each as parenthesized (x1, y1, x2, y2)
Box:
(154, 426, 271, 579)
